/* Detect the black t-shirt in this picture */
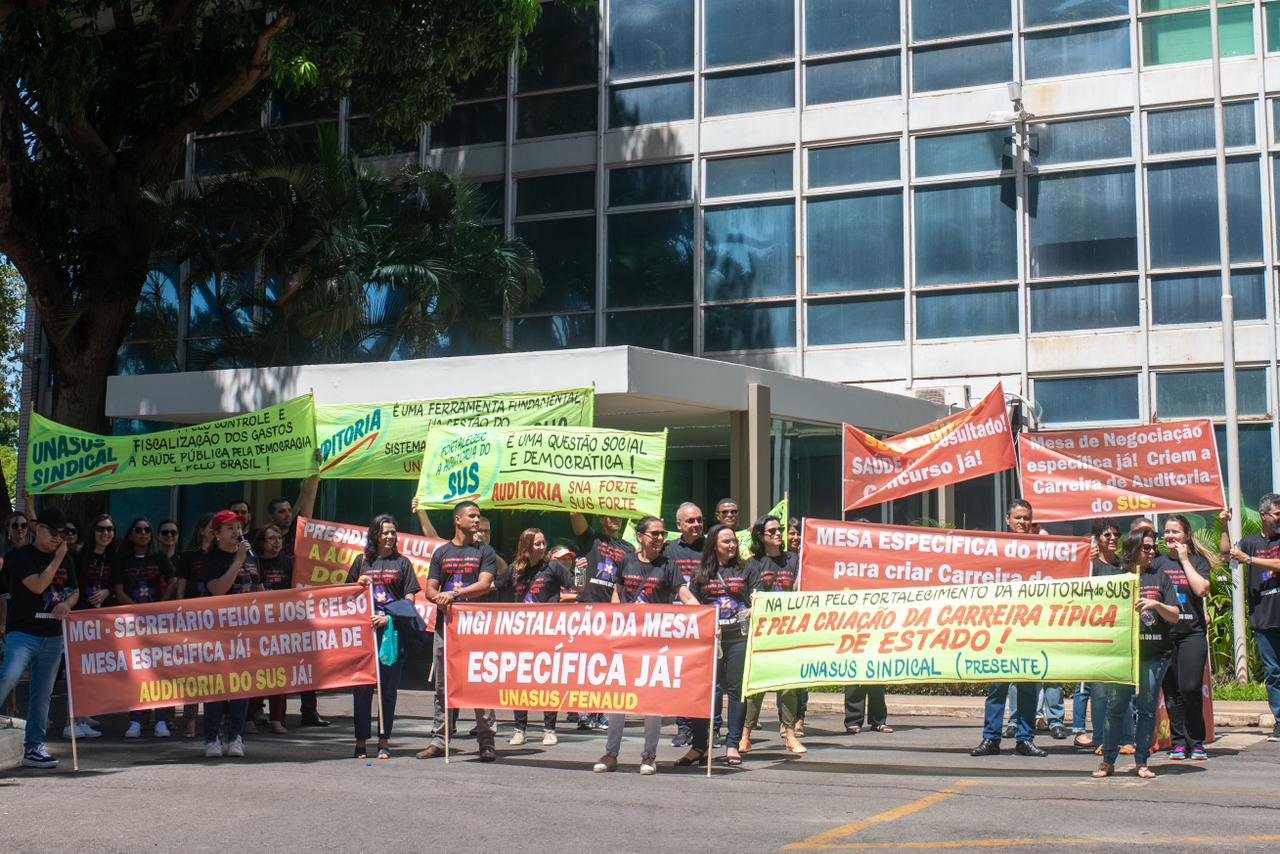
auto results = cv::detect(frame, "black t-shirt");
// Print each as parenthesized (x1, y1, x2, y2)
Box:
(260, 554, 294, 592)
(1137, 566, 1180, 660)
(111, 551, 175, 604)
(664, 538, 704, 587)
(1153, 552, 1210, 636)
(347, 554, 420, 614)
(1240, 532, 1280, 631)
(177, 549, 206, 598)
(575, 528, 635, 604)
(1091, 556, 1123, 577)
(526, 563, 576, 604)
(427, 541, 498, 629)
(5, 545, 78, 637)
(496, 562, 545, 604)
(200, 547, 262, 597)
(616, 555, 687, 605)
(749, 552, 798, 591)
(78, 548, 116, 608)
(689, 562, 760, 641)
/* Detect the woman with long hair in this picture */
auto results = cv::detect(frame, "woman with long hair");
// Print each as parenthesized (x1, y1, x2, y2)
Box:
(786, 516, 809, 736)
(62, 513, 114, 739)
(4, 510, 30, 553)
(348, 513, 420, 760)
(175, 512, 215, 736)
(1092, 529, 1180, 779)
(1155, 514, 1212, 761)
(112, 516, 177, 739)
(506, 527, 562, 747)
(251, 524, 294, 734)
(677, 524, 759, 768)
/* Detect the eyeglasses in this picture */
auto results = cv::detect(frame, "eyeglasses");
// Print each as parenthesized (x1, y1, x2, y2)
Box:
(1140, 544, 1157, 552)
(682, 517, 703, 524)
(719, 509, 738, 516)
(763, 527, 782, 535)
(37, 523, 67, 539)
(95, 525, 115, 534)
(641, 530, 668, 538)
(133, 526, 152, 534)
(9, 521, 27, 530)
(159, 529, 179, 536)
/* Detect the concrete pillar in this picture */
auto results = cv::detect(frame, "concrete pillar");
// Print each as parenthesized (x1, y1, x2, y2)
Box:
(746, 383, 771, 522)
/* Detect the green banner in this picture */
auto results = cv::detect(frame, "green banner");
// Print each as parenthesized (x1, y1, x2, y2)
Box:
(316, 388, 594, 480)
(27, 395, 319, 495)
(743, 577, 1138, 694)
(413, 425, 667, 518)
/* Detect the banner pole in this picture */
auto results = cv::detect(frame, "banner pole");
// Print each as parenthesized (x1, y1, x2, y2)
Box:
(61, 618, 79, 772)
(707, 629, 716, 779)
(444, 615, 450, 765)
(370, 586, 384, 752)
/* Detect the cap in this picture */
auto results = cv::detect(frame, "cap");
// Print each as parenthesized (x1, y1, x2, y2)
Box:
(33, 506, 68, 530)
(211, 509, 242, 530)
(550, 545, 576, 560)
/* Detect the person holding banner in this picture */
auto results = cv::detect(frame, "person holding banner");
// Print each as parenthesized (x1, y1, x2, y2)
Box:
(418, 501, 499, 761)
(680, 524, 760, 768)
(348, 514, 420, 760)
(112, 516, 177, 739)
(741, 514, 805, 755)
(1076, 519, 1136, 754)
(199, 510, 263, 758)
(172, 512, 214, 737)
(787, 517, 808, 737)
(592, 514, 698, 775)
(1155, 514, 1212, 762)
(503, 528, 562, 747)
(0, 506, 77, 769)
(252, 525, 295, 735)
(1092, 528, 1180, 779)
(666, 502, 706, 748)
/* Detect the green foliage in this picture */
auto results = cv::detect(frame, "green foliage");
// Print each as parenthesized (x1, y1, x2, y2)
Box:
(0, 263, 22, 416)
(1181, 506, 1263, 682)
(0, 445, 14, 507)
(1212, 681, 1268, 702)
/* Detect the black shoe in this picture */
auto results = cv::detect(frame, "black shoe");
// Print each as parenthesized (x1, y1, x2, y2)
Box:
(1002, 723, 1016, 739)
(1015, 741, 1048, 757)
(1050, 725, 1066, 740)
(671, 729, 691, 748)
(299, 712, 331, 728)
(1268, 724, 1280, 743)
(468, 727, 480, 737)
(969, 739, 1001, 757)
(478, 745, 497, 762)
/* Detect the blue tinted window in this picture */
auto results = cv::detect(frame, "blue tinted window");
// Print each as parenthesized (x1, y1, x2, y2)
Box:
(609, 163, 692, 206)
(1025, 21, 1131, 79)
(1024, 0, 1130, 26)
(518, 4, 598, 92)
(705, 0, 794, 66)
(809, 141, 900, 187)
(704, 202, 796, 301)
(606, 308, 694, 353)
(609, 0, 694, 78)
(912, 0, 1011, 41)
(704, 302, 797, 351)
(916, 287, 1019, 338)
(1148, 102, 1255, 154)
(1158, 368, 1268, 418)
(189, 272, 253, 339)
(706, 152, 792, 198)
(1152, 270, 1267, 325)
(916, 130, 1009, 177)
(913, 38, 1013, 92)
(805, 54, 901, 105)
(807, 192, 903, 293)
(517, 89, 597, 139)
(1032, 115, 1131, 166)
(1148, 156, 1262, 267)
(515, 217, 596, 312)
(705, 68, 795, 116)
(805, 0, 899, 53)
(607, 209, 695, 307)
(431, 101, 505, 148)
(1029, 279, 1140, 332)
(517, 172, 595, 216)
(1216, 425, 1273, 510)
(915, 180, 1017, 285)
(1029, 168, 1137, 277)
(512, 313, 596, 352)
(1035, 375, 1140, 424)
(609, 80, 695, 127)
(808, 295, 904, 344)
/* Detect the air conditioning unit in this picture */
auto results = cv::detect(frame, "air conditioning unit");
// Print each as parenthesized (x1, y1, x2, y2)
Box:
(913, 385, 971, 409)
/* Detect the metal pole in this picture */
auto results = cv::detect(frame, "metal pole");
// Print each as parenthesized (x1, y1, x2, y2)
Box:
(1208, 2, 1247, 682)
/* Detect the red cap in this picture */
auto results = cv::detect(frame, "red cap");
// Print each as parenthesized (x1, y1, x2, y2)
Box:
(212, 510, 242, 531)
(550, 545, 576, 560)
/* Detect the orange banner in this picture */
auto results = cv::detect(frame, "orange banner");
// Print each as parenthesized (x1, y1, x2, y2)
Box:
(63, 585, 378, 717)
(445, 603, 716, 717)
(1018, 420, 1225, 523)
(798, 517, 1091, 592)
(843, 384, 1016, 511)
(294, 515, 440, 629)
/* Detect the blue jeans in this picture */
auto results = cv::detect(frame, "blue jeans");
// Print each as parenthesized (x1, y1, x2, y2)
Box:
(1254, 627, 1280, 719)
(1009, 684, 1065, 727)
(0, 631, 64, 750)
(204, 699, 249, 745)
(1072, 683, 1091, 734)
(1103, 656, 1170, 766)
(984, 683, 1037, 742)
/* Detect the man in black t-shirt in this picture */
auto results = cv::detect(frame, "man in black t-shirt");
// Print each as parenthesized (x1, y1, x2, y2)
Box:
(418, 501, 498, 761)
(571, 512, 635, 604)
(1231, 492, 1280, 740)
(0, 506, 78, 769)
(663, 502, 706, 746)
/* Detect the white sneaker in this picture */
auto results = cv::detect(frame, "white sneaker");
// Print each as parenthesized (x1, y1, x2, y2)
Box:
(542, 730, 558, 746)
(226, 735, 245, 758)
(63, 722, 102, 739)
(639, 754, 657, 776)
(509, 730, 526, 746)
(205, 738, 224, 758)
(154, 721, 171, 738)
(124, 721, 142, 739)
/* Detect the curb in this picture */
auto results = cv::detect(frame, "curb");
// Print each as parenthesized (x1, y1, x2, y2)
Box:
(0, 722, 23, 769)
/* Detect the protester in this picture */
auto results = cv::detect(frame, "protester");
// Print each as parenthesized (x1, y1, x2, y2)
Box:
(972, 499, 1046, 757)
(5, 510, 30, 553)
(0, 506, 78, 768)
(1156, 513, 1212, 761)
(504, 528, 562, 747)
(715, 498, 740, 530)
(229, 499, 252, 530)
(787, 517, 807, 737)
(547, 545, 578, 602)
(1229, 494, 1280, 742)
(200, 509, 262, 758)
(571, 511, 634, 733)
(112, 516, 177, 738)
(262, 470, 319, 558)
(665, 502, 705, 747)
(679, 524, 759, 768)
(79, 514, 117, 609)
(593, 515, 697, 775)
(741, 514, 805, 754)
(157, 518, 180, 561)
(418, 501, 499, 761)
(1092, 529, 1180, 779)
(253, 524, 294, 734)
(62, 519, 81, 557)
(348, 514, 419, 760)
(1079, 519, 1135, 754)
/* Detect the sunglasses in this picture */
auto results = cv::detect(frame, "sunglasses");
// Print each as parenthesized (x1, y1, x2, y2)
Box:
(159, 529, 179, 536)
(641, 530, 668, 538)
(133, 526, 152, 534)
(95, 525, 115, 534)
(763, 527, 783, 535)
(9, 521, 28, 530)
(1140, 544, 1157, 552)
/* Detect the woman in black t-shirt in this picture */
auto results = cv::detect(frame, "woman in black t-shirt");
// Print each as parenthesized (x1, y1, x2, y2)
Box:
(347, 514, 421, 760)
(1155, 514, 1212, 761)
(505, 528, 562, 747)
(112, 516, 176, 739)
(252, 524, 295, 734)
(78, 514, 117, 609)
(678, 524, 759, 768)
(174, 512, 213, 737)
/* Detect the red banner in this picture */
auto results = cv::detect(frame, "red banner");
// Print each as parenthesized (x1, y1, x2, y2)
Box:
(63, 585, 378, 717)
(1018, 420, 1225, 522)
(294, 515, 440, 629)
(445, 603, 716, 717)
(798, 517, 1092, 592)
(843, 384, 1016, 511)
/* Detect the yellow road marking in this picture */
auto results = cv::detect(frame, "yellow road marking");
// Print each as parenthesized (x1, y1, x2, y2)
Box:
(783, 781, 979, 851)
(792, 835, 1280, 850)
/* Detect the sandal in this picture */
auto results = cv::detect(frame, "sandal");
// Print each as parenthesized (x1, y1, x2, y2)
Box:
(845, 725, 862, 735)
(377, 747, 391, 760)
(726, 749, 742, 767)
(354, 744, 367, 759)
(1136, 765, 1156, 779)
(794, 719, 805, 738)
(1119, 743, 1136, 755)
(1073, 733, 1093, 748)
(1094, 745, 1103, 756)
(673, 749, 706, 767)
(870, 724, 894, 733)
(1091, 762, 1114, 778)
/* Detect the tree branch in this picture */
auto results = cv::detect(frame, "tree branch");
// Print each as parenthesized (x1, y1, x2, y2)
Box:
(0, 102, 66, 321)
(1, 85, 55, 147)
(160, 0, 195, 40)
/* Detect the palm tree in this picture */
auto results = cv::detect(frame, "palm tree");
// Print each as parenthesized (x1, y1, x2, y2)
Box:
(153, 125, 540, 368)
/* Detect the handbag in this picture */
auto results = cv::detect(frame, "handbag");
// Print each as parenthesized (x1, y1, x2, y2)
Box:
(378, 613, 400, 666)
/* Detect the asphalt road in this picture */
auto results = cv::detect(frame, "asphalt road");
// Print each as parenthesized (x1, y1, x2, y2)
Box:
(3, 689, 1277, 854)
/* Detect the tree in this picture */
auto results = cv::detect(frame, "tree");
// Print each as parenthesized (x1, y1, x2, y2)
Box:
(0, 0, 544, 514)
(0, 260, 19, 510)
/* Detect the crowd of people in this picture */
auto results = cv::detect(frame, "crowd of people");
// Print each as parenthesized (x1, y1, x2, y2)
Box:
(1, 487, 1278, 780)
